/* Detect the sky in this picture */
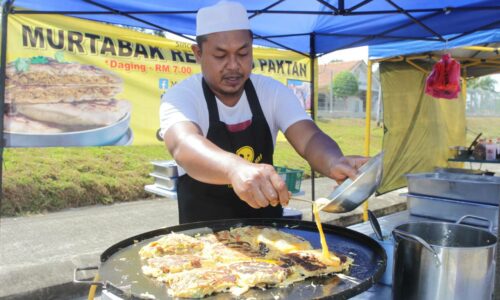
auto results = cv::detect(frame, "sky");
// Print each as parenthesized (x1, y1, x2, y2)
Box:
(318, 46, 368, 64)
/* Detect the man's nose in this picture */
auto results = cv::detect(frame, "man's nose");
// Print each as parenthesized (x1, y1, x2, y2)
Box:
(226, 54, 239, 69)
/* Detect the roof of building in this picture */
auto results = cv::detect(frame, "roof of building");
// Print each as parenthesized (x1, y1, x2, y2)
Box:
(318, 60, 364, 88)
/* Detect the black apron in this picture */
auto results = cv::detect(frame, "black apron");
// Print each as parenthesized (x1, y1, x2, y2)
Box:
(176, 78, 283, 224)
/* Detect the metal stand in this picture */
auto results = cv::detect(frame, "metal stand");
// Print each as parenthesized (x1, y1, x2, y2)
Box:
(0, 1, 12, 215)
(309, 33, 316, 221)
(496, 208, 500, 299)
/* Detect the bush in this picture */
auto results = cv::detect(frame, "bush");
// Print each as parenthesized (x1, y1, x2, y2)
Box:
(332, 71, 359, 99)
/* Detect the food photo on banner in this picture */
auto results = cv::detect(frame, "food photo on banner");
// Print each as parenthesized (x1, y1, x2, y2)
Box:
(4, 13, 310, 147)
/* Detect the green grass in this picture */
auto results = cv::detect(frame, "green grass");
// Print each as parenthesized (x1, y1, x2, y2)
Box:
(2, 146, 170, 216)
(2, 116, 496, 216)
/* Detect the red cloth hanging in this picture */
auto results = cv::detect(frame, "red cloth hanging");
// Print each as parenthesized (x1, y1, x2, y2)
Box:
(425, 54, 461, 99)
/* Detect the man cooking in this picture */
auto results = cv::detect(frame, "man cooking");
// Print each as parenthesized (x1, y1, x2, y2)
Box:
(160, 1, 368, 224)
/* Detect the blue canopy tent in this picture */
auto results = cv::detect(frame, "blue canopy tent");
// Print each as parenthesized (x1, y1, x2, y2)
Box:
(369, 28, 499, 79)
(5, 0, 500, 55)
(369, 28, 500, 60)
(2, 0, 499, 202)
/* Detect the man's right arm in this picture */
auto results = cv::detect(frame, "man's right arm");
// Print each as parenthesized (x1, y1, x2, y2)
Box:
(164, 121, 289, 208)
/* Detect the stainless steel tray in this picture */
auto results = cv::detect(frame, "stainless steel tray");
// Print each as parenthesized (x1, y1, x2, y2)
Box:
(150, 173, 177, 191)
(144, 184, 177, 199)
(150, 160, 179, 177)
(406, 172, 500, 205)
(406, 193, 498, 228)
(434, 167, 491, 176)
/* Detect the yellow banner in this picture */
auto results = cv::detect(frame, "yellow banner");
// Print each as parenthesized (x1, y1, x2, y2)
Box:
(4, 14, 310, 147)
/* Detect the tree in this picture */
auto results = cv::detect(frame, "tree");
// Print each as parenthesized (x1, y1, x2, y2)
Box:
(332, 71, 359, 99)
(467, 76, 497, 92)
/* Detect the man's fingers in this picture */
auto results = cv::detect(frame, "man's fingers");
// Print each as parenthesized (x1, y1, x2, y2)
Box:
(330, 156, 370, 183)
(336, 162, 358, 180)
(270, 172, 289, 207)
(351, 156, 370, 168)
(261, 180, 279, 207)
(232, 163, 291, 209)
(237, 190, 260, 209)
(252, 188, 270, 208)
(245, 198, 261, 209)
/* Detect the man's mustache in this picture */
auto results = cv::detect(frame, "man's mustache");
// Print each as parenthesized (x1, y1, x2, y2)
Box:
(222, 73, 243, 79)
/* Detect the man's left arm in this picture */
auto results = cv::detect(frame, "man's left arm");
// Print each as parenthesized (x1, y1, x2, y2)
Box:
(284, 120, 368, 183)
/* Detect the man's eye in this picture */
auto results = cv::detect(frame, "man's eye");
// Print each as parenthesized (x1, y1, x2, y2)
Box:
(214, 55, 225, 59)
(239, 52, 248, 57)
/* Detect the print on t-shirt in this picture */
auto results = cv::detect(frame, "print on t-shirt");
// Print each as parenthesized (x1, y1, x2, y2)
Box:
(226, 119, 252, 133)
(236, 145, 262, 163)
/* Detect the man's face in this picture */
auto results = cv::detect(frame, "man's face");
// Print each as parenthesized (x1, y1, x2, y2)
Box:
(192, 30, 253, 102)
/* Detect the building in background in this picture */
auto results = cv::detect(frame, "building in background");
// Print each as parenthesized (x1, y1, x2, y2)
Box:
(318, 60, 381, 119)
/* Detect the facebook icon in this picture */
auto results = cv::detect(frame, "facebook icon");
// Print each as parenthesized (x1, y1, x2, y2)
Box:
(159, 79, 169, 90)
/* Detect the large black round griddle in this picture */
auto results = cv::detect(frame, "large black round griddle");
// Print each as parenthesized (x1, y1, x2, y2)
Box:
(97, 218, 386, 300)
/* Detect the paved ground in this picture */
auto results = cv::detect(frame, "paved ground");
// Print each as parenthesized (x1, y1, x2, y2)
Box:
(0, 176, 407, 300)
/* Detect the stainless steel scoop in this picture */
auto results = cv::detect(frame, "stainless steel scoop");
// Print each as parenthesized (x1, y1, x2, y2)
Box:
(289, 152, 384, 213)
(295, 152, 382, 213)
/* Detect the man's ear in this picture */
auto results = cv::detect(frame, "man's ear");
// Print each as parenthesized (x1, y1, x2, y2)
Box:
(191, 44, 202, 63)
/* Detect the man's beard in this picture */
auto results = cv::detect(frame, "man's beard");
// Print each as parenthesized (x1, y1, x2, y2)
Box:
(210, 75, 246, 99)
(216, 86, 244, 97)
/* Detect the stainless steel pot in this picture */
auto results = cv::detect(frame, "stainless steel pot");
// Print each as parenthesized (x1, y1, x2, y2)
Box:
(392, 215, 497, 300)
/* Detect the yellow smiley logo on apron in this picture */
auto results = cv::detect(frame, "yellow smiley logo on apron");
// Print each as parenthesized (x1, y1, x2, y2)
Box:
(236, 146, 255, 162)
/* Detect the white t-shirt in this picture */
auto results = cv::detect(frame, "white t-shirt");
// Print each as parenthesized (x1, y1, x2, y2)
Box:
(159, 73, 311, 145)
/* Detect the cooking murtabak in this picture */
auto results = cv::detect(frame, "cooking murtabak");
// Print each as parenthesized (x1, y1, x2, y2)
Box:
(139, 226, 353, 298)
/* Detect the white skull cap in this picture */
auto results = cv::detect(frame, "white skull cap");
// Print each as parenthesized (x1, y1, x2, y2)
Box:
(196, 1, 251, 36)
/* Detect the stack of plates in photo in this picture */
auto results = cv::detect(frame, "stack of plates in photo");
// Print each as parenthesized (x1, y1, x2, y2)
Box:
(144, 160, 181, 200)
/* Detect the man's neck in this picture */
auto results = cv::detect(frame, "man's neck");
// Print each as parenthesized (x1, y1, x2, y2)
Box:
(213, 90, 245, 107)
(215, 92, 243, 107)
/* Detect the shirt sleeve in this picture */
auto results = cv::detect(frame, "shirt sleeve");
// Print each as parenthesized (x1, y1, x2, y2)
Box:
(159, 83, 201, 139)
(269, 79, 312, 133)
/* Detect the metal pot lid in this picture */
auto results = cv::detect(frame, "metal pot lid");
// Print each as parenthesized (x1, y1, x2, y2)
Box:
(319, 152, 384, 213)
(97, 218, 386, 300)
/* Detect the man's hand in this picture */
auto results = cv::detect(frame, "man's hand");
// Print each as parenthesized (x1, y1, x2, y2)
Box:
(228, 162, 290, 209)
(329, 155, 370, 184)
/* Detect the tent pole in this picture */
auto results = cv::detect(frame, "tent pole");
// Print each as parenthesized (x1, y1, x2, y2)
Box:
(461, 68, 467, 100)
(310, 33, 316, 220)
(0, 0, 12, 216)
(362, 60, 373, 222)
(462, 45, 500, 52)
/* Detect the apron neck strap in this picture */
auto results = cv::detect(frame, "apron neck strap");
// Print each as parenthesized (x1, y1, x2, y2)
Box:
(202, 78, 220, 125)
(244, 79, 265, 119)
